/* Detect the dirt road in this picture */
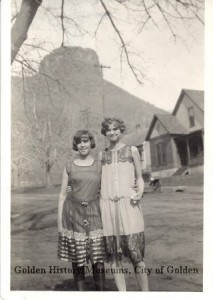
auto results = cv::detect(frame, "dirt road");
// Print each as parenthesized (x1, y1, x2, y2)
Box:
(11, 190, 203, 291)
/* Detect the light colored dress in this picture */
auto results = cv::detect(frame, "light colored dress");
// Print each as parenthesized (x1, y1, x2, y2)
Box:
(100, 145, 145, 264)
(58, 160, 107, 267)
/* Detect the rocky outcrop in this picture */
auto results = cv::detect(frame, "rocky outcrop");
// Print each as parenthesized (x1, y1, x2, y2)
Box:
(11, 46, 166, 186)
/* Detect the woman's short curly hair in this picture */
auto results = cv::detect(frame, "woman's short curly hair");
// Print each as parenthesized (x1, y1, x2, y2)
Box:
(72, 130, 96, 151)
(101, 117, 126, 136)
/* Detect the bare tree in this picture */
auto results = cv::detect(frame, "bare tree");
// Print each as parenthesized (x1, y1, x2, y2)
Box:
(12, 73, 73, 188)
(11, 0, 204, 83)
(11, 0, 42, 63)
(11, 118, 33, 187)
(11, 0, 204, 188)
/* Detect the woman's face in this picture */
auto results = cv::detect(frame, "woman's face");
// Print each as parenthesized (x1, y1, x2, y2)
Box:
(77, 136, 91, 157)
(105, 122, 121, 142)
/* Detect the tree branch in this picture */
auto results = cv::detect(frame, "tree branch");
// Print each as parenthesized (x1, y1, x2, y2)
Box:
(60, 0, 65, 47)
(141, 0, 160, 29)
(11, 0, 42, 64)
(153, 0, 177, 41)
(95, 12, 107, 37)
(172, 0, 204, 24)
(99, 0, 144, 85)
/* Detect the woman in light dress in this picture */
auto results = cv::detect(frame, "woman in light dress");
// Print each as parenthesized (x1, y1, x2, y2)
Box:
(99, 117, 149, 291)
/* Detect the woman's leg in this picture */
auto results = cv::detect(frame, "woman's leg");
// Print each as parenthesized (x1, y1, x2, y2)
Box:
(92, 262, 105, 291)
(133, 260, 149, 291)
(111, 261, 126, 291)
(72, 263, 86, 291)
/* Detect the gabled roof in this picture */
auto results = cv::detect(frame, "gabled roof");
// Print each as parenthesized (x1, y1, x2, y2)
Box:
(173, 89, 204, 115)
(145, 114, 188, 141)
(122, 131, 146, 146)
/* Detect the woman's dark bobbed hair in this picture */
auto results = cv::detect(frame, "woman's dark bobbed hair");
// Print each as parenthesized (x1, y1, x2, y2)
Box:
(72, 130, 96, 151)
(101, 117, 126, 136)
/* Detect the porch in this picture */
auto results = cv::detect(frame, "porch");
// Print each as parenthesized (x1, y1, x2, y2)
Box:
(174, 131, 204, 168)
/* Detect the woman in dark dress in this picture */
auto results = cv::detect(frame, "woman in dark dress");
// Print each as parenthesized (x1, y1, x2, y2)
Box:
(58, 130, 106, 291)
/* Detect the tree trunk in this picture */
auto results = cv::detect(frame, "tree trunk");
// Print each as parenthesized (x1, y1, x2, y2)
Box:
(11, 0, 42, 64)
(12, 164, 21, 187)
(46, 171, 54, 189)
(45, 163, 55, 189)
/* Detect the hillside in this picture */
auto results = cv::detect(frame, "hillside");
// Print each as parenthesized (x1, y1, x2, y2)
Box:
(103, 80, 165, 130)
(11, 46, 166, 186)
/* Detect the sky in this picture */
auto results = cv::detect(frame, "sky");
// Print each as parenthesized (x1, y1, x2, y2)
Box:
(11, 0, 204, 112)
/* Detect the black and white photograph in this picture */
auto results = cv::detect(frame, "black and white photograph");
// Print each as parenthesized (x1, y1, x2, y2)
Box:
(1, 0, 213, 297)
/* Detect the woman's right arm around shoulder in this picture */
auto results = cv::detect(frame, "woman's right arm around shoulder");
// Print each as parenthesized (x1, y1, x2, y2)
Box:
(58, 166, 69, 233)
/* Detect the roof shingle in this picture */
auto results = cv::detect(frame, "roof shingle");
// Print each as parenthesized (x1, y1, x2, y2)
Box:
(156, 114, 188, 135)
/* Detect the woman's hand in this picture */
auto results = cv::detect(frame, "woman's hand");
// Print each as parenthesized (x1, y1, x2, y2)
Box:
(130, 191, 143, 204)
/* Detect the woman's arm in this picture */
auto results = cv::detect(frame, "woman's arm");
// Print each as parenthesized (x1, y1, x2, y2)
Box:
(132, 146, 144, 200)
(98, 150, 102, 162)
(58, 166, 69, 233)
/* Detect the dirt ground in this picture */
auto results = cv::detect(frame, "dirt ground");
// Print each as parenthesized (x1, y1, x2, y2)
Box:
(10, 189, 203, 292)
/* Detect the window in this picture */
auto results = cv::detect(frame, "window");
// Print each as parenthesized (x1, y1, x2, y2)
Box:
(156, 143, 167, 166)
(188, 107, 195, 128)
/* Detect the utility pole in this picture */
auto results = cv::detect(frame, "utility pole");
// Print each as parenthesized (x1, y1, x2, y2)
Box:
(94, 63, 111, 148)
(94, 64, 111, 119)
(100, 64, 111, 120)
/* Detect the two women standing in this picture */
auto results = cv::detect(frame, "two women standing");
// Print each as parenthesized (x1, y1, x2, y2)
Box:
(57, 118, 149, 291)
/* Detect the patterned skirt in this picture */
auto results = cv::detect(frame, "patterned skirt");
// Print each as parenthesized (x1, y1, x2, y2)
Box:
(105, 232, 145, 266)
(58, 229, 107, 267)
(58, 195, 107, 267)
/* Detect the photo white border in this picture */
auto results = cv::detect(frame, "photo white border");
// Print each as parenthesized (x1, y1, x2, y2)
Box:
(1, 0, 11, 298)
(1, 0, 213, 299)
